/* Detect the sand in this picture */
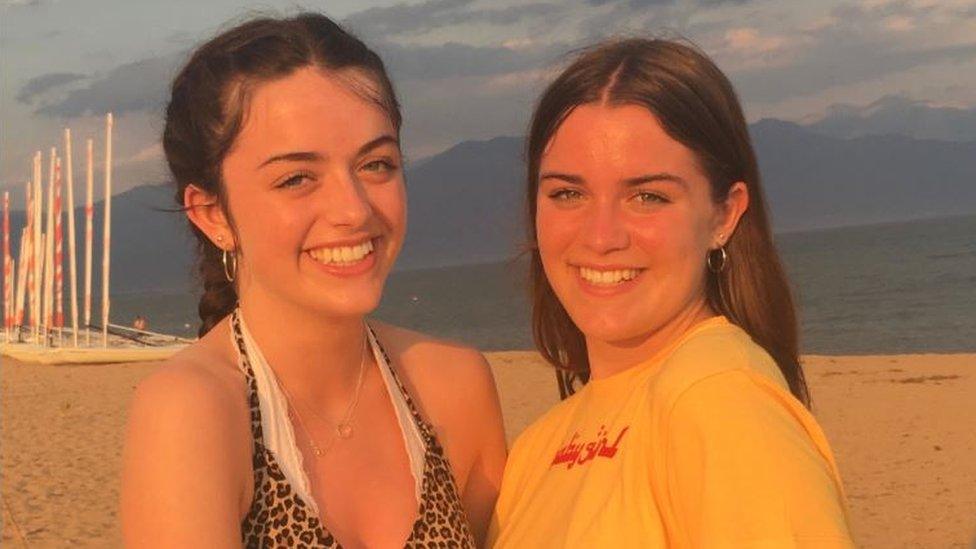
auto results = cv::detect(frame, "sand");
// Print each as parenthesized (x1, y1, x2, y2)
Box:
(2, 352, 974, 548)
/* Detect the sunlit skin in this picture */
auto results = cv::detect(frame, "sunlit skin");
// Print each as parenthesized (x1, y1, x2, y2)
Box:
(217, 68, 405, 323)
(537, 103, 749, 380)
(122, 66, 507, 549)
(184, 68, 407, 435)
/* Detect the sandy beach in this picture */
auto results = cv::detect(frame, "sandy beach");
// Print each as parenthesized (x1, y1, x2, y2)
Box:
(2, 352, 974, 548)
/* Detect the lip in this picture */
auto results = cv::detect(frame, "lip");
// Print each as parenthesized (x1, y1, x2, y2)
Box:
(571, 263, 646, 297)
(305, 237, 380, 278)
(304, 235, 378, 251)
(572, 263, 642, 271)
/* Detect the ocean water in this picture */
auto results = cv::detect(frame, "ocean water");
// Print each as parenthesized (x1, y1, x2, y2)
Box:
(112, 214, 975, 354)
(777, 214, 976, 354)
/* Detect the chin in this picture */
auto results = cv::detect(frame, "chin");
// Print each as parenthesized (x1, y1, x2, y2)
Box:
(569, 310, 644, 344)
(328, 289, 385, 317)
(310, 299, 380, 320)
(292, 280, 384, 319)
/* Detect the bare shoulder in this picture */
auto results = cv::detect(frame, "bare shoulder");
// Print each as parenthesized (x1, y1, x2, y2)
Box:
(121, 322, 251, 546)
(124, 321, 251, 478)
(370, 321, 496, 396)
(131, 325, 246, 424)
(368, 321, 502, 444)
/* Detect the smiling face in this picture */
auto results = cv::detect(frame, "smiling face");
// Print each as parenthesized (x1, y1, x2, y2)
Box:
(215, 66, 405, 319)
(536, 103, 732, 347)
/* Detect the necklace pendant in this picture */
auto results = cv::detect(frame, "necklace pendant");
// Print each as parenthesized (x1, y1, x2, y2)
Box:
(312, 446, 324, 457)
(336, 423, 354, 439)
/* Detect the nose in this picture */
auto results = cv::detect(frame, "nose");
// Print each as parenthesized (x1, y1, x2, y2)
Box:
(320, 168, 372, 228)
(581, 198, 629, 254)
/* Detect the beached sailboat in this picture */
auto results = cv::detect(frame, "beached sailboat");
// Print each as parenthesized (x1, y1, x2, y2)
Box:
(1, 113, 191, 364)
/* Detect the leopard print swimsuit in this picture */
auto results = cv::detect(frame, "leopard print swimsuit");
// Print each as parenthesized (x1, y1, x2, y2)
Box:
(231, 313, 475, 548)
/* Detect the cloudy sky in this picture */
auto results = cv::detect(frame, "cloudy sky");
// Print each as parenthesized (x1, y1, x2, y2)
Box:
(2, 0, 976, 197)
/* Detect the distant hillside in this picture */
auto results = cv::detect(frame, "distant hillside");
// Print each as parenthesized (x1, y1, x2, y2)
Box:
(8, 184, 193, 294)
(400, 121, 976, 261)
(803, 95, 976, 142)
(399, 136, 525, 269)
(6, 120, 975, 291)
(752, 119, 976, 229)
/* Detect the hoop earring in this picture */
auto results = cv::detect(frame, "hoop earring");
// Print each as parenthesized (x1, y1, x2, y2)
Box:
(707, 246, 728, 274)
(223, 249, 237, 282)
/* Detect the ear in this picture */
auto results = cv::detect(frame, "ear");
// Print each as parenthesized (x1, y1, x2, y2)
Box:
(712, 181, 749, 247)
(184, 184, 234, 250)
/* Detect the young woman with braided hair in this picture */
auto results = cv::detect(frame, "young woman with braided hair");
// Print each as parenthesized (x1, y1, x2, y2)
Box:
(120, 13, 505, 548)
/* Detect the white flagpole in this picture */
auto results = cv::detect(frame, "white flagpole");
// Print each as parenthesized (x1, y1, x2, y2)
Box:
(44, 148, 56, 344)
(64, 129, 80, 346)
(85, 138, 94, 345)
(3, 191, 10, 342)
(54, 157, 64, 345)
(23, 182, 34, 337)
(15, 226, 30, 336)
(43, 230, 53, 344)
(33, 151, 43, 342)
(101, 113, 113, 347)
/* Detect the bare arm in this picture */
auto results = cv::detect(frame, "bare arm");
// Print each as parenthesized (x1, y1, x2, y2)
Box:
(120, 363, 251, 548)
(457, 352, 508, 546)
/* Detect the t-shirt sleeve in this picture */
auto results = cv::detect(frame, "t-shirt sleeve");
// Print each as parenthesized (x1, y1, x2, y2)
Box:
(661, 370, 854, 548)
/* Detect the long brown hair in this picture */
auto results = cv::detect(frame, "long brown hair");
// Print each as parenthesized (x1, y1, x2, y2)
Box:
(527, 38, 809, 406)
(162, 13, 401, 336)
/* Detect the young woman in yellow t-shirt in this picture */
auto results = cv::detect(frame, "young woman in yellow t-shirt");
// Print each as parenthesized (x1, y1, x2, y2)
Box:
(489, 39, 856, 548)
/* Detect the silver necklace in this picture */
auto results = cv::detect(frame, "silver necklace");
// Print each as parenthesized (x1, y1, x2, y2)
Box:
(278, 328, 369, 457)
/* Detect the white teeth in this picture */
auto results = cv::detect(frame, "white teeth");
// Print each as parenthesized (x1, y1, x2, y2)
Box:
(309, 239, 374, 265)
(579, 267, 641, 286)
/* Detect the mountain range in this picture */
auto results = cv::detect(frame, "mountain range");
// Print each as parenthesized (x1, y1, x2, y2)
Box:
(7, 117, 975, 291)
(803, 95, 976, 142)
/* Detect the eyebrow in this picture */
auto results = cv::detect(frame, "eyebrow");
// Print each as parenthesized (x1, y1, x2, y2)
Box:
(539, 171, 688, 187)
(539, 172, 584, 185)
(356, 134, 399, 157)
(623, 172, 688, 187)
(257, 151, 323, 169)
(257, 134, 399, 169)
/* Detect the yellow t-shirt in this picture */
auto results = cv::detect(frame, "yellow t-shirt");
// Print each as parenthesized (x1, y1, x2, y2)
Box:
(489, 316, 854, 548)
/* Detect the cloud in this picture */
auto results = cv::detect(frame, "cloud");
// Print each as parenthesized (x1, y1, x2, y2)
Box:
(345, 0, 563, 37)
(833, 0, 976, 28)
(584, 0, 672, 6)
(28, 1, 569, 119)
(345, 0, 473, 35)
(0, 0, 41, 9)
(119, 142, 165, 166)
(714, 0, 976, 103)
(24, 0, 976, 161)
(732, 40, 976, 103)
(396, 72, 541, 157)
(377, 40, 564, 81)
(584, 0, 749, 5)
(712, 27, 804, 71)
(724, 28, 787, 54)
(882, 15, 915, 31)
(16, 72, 87, 103)
(575, 0, 753, 42)
(35, 53, 182, 117)
(30, 37, 561, 119)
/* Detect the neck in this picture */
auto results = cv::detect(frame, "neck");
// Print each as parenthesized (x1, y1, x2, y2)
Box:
(237, 288, 370, 409)
(586, 300, 714, 381)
